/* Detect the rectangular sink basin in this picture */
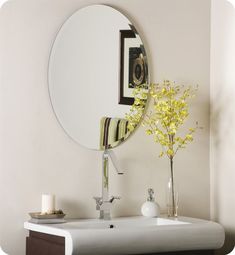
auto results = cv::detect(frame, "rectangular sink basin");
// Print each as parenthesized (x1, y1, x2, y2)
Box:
(63, 216, 190, 230)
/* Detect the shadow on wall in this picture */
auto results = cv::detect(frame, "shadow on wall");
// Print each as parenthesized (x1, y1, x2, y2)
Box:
(211, 88, 235, 152)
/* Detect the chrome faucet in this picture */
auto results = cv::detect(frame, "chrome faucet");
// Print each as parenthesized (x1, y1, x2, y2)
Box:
(93, 150, 123, 220)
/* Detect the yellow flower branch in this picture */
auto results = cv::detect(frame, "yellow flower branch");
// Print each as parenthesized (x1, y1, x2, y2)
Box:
(143, 81, 198, 159)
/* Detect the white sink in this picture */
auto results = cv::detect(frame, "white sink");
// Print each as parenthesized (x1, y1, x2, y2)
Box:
(24, 216, 225, 255)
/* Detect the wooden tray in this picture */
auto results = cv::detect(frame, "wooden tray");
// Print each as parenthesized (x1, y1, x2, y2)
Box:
(29, 212, 66, 219)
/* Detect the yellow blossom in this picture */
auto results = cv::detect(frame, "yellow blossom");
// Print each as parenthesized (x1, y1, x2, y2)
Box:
(126, 80, 199, 160)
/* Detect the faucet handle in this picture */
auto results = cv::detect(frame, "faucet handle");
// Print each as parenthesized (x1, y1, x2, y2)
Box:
(93, 197, 103, 208)
(109, 196, 121, 203)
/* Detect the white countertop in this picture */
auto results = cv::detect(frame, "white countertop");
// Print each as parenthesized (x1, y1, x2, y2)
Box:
(24, 216, 225, 255)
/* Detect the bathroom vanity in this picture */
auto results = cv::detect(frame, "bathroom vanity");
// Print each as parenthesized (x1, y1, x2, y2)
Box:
(24, 216, 224, 255)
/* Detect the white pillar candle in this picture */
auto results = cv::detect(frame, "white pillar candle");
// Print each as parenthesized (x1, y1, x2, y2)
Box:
(41, 194, 55, 214)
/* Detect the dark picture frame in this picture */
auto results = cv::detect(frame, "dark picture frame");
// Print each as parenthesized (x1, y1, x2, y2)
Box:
(119, 30, 147, 105)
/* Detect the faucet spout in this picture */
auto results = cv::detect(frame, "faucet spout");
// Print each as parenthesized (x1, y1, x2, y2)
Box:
(106, 150, 124, 175)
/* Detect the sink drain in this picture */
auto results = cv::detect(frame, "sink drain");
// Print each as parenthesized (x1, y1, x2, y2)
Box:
(109, 224, 115, 229)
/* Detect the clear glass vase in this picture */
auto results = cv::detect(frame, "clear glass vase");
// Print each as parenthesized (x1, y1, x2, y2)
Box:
(166, 159, 179, 217)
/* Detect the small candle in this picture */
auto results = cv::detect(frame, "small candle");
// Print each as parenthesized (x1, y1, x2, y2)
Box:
(41, 194, 55, 214)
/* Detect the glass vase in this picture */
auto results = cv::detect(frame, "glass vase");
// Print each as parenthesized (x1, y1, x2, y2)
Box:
(166, 158, 179, 217)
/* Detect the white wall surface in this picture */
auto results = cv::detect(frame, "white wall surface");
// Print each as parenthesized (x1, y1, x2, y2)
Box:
(0, 0, 210, 254)
(211, 0, 235, 254)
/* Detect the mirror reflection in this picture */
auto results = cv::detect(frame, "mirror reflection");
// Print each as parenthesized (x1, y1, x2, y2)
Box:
(49, 5, 149, 150)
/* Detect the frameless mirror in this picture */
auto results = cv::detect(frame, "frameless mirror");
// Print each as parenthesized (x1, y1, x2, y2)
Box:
(48, 5, 149, 150)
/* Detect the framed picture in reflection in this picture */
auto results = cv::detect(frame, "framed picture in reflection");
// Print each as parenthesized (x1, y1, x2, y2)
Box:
(119, 29, 147, 105)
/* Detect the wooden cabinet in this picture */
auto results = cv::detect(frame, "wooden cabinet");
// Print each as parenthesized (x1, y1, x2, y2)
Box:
(26, 231, 214, 255)
(26, 231, 65, 255)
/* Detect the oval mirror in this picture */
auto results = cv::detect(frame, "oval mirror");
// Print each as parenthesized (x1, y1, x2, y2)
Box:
(49, 5, 149, 150)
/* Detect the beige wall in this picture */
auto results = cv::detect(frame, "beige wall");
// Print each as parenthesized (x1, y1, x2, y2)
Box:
(211, 0, 235, 254)
(0, 0, 211, 254)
